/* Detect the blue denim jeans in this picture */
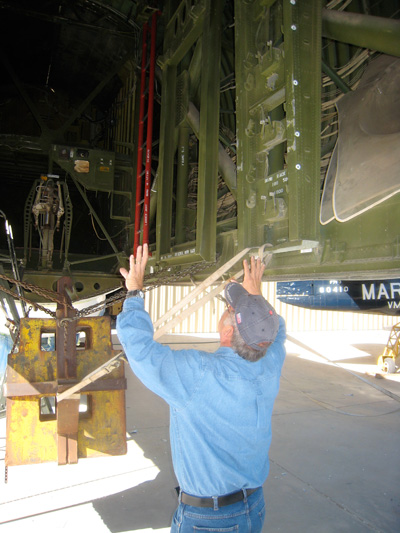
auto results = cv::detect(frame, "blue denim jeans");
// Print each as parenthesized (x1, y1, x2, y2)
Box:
(170, 487, 265, 532)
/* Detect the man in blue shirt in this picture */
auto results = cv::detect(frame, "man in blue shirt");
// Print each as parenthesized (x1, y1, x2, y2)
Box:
(117, 243, 286, 532)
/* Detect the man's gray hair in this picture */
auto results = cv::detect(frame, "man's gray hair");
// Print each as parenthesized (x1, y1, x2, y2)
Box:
(224, 310, 269, 362)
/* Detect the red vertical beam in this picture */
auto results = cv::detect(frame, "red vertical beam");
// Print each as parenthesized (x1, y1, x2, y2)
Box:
(143, 12, 157, 246)
(133, 23, 148, 256)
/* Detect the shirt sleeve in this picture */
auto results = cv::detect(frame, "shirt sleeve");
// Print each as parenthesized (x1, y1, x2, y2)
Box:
(267, 316, 286, 371)
(116, 297, 205, 408)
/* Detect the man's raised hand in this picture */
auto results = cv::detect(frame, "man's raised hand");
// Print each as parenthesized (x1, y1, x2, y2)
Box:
(242, 255, 265, 295)
(120, 243, 149, 291)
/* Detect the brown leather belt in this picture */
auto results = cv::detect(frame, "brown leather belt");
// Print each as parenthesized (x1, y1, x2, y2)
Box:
(180, 487, 259, 508)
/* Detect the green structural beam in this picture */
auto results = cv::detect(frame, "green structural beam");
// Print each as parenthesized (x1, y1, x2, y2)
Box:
(321, 59, 351, 94)
(322, 9, 400, 57)
(196, 0, 224, 262)
(156, 63, 177, 258)
(155, 0, 226, 264)
(284, 0, 321, 243)
(175, 125, 190, 245)
(186, 102, 237, 198)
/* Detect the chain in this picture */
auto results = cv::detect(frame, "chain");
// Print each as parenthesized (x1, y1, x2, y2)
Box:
(77, 289, 126, 317)
(0, 258, 217, 321)
(0, 257, 217, 485)
(77, 259, 217, 317)
(0, 272, 66, 305)
(144, 259, 218, 289)
(0, 284, 57, 318)
(9, 325, 20, 354)
(56, 317, 76, 369)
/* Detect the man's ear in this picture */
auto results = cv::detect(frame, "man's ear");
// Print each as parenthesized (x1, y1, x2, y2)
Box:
(220, 324, 234, 346)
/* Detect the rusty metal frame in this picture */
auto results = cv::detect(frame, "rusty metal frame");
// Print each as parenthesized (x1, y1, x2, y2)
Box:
(5, 278, 127, 467)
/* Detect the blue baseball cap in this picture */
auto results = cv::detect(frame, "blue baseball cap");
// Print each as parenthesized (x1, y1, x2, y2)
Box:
(224, 282, 279, 350)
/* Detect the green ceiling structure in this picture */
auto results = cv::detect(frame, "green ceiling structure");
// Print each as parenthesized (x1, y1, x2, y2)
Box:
(0, 0, 399, 298)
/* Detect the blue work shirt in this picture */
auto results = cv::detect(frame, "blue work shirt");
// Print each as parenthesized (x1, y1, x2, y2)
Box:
(116, 296, 286, 498)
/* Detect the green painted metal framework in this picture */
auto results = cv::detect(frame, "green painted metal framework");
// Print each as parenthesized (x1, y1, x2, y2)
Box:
(0, 0, 399, 299)
(148, 0, 400, 281)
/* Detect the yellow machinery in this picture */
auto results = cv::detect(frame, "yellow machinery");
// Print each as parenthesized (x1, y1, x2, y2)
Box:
(4, 278, 127, 466)
(378, 323, 400, 374)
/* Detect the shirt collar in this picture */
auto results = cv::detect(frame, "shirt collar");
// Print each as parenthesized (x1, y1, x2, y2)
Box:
(214, 346, 240, 358)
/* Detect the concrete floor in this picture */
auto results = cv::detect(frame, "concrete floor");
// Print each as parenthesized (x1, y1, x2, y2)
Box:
(0, 329, 399, 532)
